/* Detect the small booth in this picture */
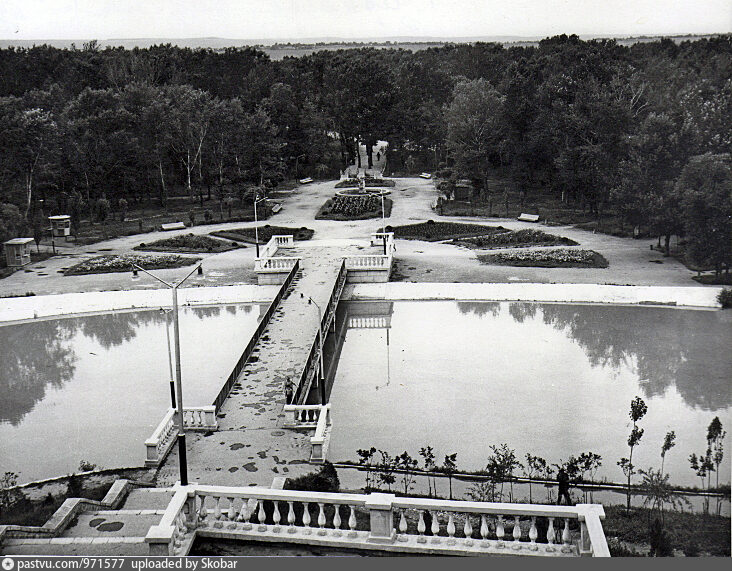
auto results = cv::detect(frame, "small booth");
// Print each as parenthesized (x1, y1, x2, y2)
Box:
(49, 215, 72, 239)
(4, 237, 34, 267)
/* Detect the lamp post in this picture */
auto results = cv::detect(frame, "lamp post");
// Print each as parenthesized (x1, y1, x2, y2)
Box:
(132, 262, 203, 486)
(160, 308, 176, 408)
(380, 193, 387, 255)
(306, 295, 326, 405)
(253, 194, 268, 257)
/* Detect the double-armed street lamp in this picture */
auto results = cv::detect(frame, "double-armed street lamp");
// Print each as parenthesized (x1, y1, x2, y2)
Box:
(132, 262, 204, 486)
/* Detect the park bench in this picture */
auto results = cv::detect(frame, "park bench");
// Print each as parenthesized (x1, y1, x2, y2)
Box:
(299, 177, 314, 184)
(160, 222, 186, 231)
(419, 172, 432, 179)
(517, 213, 540, 223)
(271, 203, 282, 213)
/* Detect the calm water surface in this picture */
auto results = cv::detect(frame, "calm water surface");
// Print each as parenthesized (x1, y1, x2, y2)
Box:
(0, 304, 262, 482)
(327, 301, 732, 489)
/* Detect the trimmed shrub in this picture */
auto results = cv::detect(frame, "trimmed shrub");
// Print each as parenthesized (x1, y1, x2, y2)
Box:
(284, 461, 340, 493)
(718, 288, 732, 308)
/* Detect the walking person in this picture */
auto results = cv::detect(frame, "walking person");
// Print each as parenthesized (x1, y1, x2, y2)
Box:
(284, 377, 294, 404)
(556, 468, 572, 505)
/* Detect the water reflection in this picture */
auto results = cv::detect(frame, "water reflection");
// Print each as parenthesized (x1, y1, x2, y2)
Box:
(509, 302, 732, 411)
(0, 321, 76, 426)
(0, 305, 248, 426)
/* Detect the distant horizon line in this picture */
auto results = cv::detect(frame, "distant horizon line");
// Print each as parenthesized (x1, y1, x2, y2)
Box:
(0, 32, 728, 45)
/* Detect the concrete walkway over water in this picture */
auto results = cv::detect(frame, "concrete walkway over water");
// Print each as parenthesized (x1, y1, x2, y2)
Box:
(156, 243, 370, 488)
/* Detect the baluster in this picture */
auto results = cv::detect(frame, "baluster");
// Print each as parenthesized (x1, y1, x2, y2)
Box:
(302, 502, 312, 534)
(257, 499, 267, 530)
(463, 514, 473, 545)
(212, 496, 222, 527)
(333, 504, 342, 536)
(348, 505, 357, 537)
(198, 495, 208, 524)
(287, 502, 296, 534)
(496, 516, 505, 547)
(430, 511, 440, 542)
(562, 519, 571, 552)
(417, 510, 426, 543)
(227, 497, 236, 522)
(513, 516, 522, 543)
(317, 503, 326, 535)
(237, 498, 251, 529)
(446, 513, 456, 545)
(272, 501, 281, 532)
(529, 517, 538, 551)
(547, 518, 556, 545)
(480, 514, 489, 546)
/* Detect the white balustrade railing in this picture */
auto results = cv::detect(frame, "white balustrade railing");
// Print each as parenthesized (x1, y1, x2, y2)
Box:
(145, 406, 219, 466)
(370, 232, 395, 253)
(282, 405, 326, 428)
(345, 255, 390, 270)
(145, 485, 610, 557)
(254, 235, 299, 273)
(310, 404, 331, 463)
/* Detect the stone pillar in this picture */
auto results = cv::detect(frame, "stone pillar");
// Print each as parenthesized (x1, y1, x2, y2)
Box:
(145, 524, 174, 555)
(365, 493, 396, 543)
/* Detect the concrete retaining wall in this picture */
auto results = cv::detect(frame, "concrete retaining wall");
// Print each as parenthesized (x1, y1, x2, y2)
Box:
(0, 284, 280, 324)
(343, 282, 723, 308)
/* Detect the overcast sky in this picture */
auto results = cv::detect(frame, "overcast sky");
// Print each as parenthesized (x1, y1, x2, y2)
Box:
(1, 0, 730, 40)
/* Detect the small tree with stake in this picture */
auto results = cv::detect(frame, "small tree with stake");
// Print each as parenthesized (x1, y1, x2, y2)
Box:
(397, 451, 419, 495)
(618, 396, 647, 513)
(419, 446, 437, 497)
(356, 447, 376, 491)
(442, 453, 458, 500)
(660, 431, 676, 476)
(523, 454, 548, 503)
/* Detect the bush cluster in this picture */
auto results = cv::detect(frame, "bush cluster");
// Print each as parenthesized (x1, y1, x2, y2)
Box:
(717, 288, 732, 308)
(461, 229, 578, 249)
(284, 461, 339, 493)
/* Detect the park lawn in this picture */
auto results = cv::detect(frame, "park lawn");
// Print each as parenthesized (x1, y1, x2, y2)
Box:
(211, 225, 314, 243)
(453, 228, 578, 249)
(384, 221, 504, 241)
(64, 253, 201, 275)
(478, 248, 608, 268)
(134, 234, 240, 253)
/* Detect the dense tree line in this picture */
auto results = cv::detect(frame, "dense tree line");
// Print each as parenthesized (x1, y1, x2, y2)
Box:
(0, 36, 729, 269)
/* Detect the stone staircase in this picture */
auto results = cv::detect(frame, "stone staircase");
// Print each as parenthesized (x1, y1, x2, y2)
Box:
(0, 484, 172, 556)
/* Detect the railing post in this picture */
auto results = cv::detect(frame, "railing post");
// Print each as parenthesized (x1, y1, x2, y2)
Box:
(145, 525, 174, 555)
(365, 493, 396, 543)
(576, 505, 610, 557)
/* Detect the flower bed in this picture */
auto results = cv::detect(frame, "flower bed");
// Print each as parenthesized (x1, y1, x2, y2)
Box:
(478, 248, 608, 268)
(335, 178, 395, 188)
(64, 254, 201, 275)
(316, 196, 393, 221)
(384, 221, 505, 241)
(133, 234, 239, 253)
(454, 229, 578, 249)
(210, 225, 314, 243)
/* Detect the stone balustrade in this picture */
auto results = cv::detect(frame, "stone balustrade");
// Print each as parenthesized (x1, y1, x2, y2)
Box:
(254, 235, 301, 284)
(145, 407, 218, 466)
(145, 485, 610, 557)
(369, 232, 395, 253)
(281, 404, 332, 463)
(282, 404, 327, 428)
(345, 255, 391, 270)
(309, 404, 331, 463)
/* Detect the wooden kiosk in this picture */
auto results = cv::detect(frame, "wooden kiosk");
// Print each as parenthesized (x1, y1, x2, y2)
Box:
(4, 237, 34, 267)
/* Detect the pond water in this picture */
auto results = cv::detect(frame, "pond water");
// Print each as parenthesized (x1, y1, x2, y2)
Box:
(326, 301, 732, 490)
(0, 304, 262, 483)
